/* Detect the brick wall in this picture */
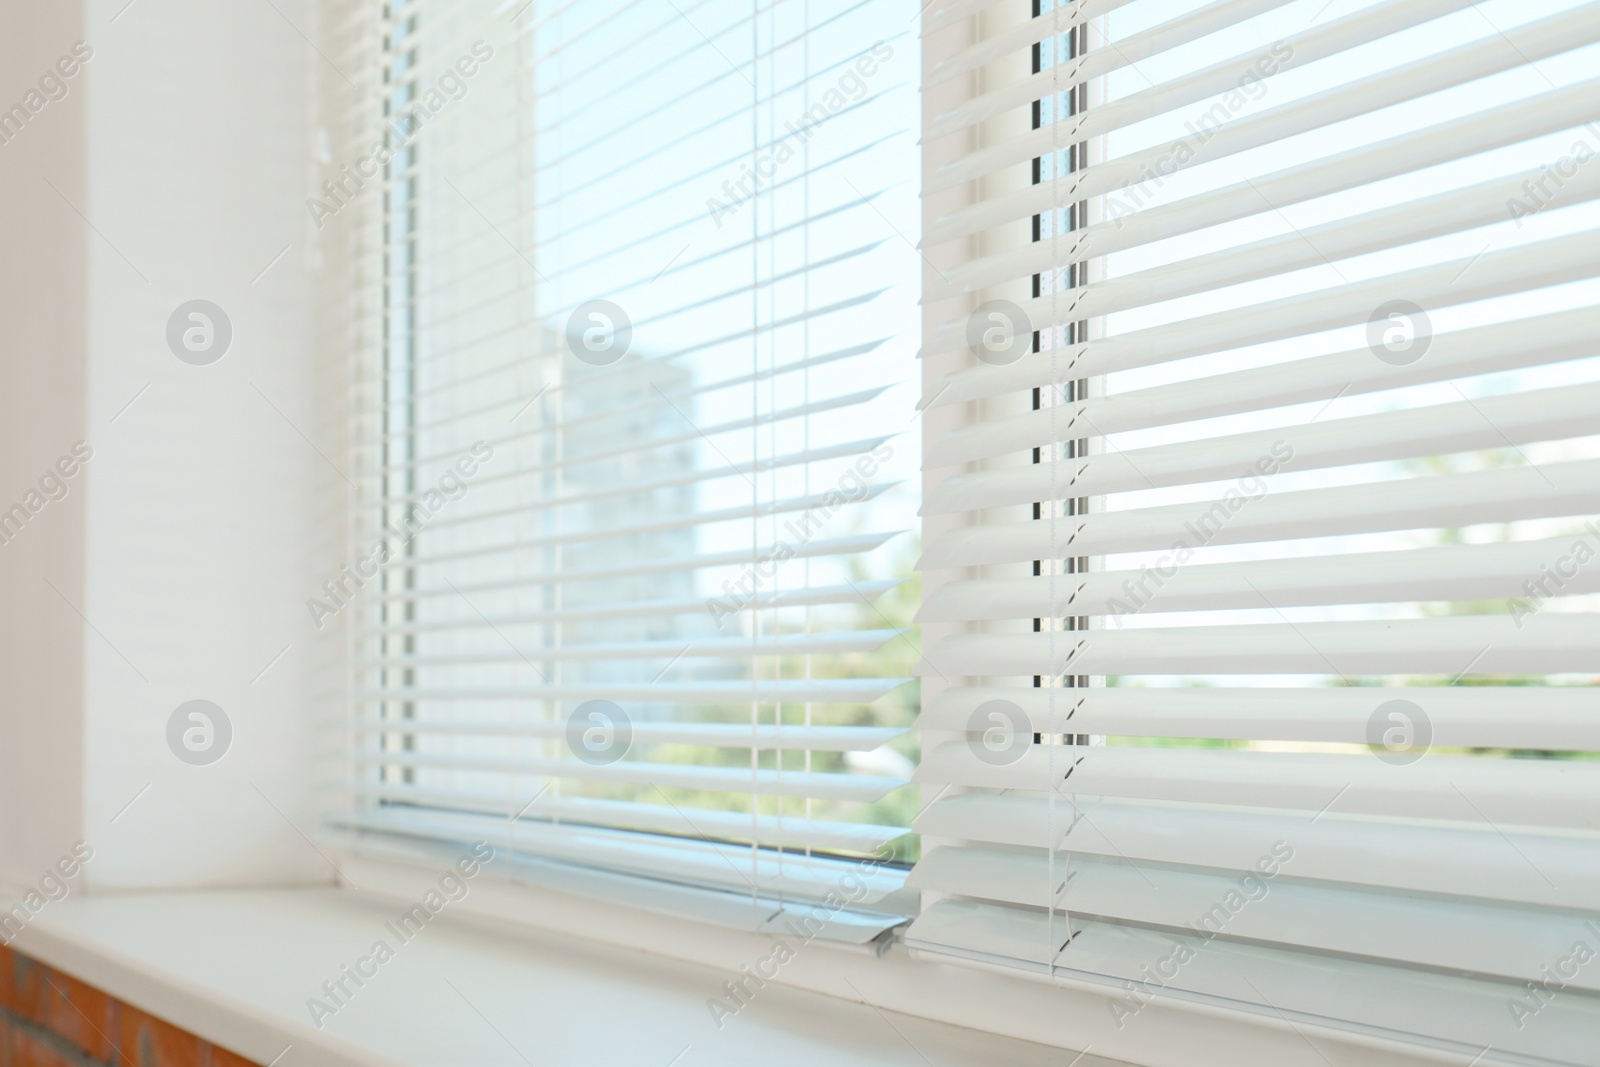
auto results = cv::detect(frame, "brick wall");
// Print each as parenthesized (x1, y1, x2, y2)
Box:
(0, 945, 263, 1067)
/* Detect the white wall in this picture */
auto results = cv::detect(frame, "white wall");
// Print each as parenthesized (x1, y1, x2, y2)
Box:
(0, 0, 90, 894)
(1, 0, 338, 892)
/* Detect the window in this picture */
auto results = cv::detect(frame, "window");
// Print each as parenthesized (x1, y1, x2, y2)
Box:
(319, 0, 1600, 1056)
(908, 0, 1600, 1058)
(331, 0, 924, 935)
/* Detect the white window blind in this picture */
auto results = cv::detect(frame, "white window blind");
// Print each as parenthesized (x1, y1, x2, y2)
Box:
(326, 0, 923, 937)
(910, 0, 1600, 1058)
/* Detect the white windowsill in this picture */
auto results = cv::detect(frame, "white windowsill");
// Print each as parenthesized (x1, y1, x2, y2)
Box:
(11, 885, 1088, 1067)
(10, 859, 1476, 1067)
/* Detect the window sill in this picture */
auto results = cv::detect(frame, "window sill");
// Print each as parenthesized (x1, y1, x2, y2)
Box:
(11, 858, 1481, 1067)
(10, 885, 1082, 1067)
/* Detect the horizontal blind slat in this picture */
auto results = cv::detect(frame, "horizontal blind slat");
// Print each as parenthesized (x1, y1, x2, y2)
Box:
(925, 378, 1600, 512)
(359, 752, 907, 802)
(349, 785, 907, 851)
(919, 612, 1600, 678)
(352, 720, 906, 750)
(914, 742, 1600, 828)
(927, 305, 1600, 467)
(915, 794, 1600, 910)
(920, 458, 1600, 568)
(917, 533, 1600, 621)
